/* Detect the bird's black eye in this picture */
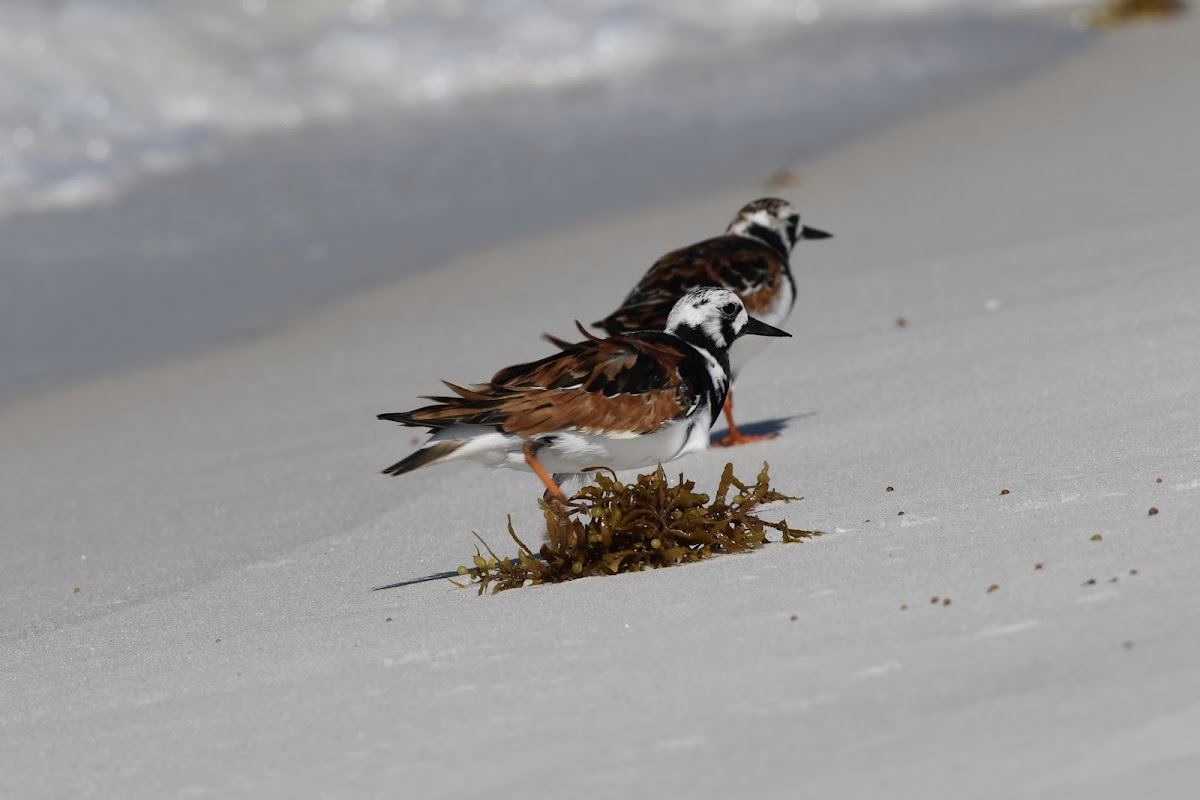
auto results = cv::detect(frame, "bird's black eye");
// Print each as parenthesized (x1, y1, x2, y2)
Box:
(720, 302, 739, 316)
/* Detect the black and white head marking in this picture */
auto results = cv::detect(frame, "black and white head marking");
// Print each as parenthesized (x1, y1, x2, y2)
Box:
(660, 288, 788, 429)
(726, 197, 801, 259)
(664, 287, 751, 353)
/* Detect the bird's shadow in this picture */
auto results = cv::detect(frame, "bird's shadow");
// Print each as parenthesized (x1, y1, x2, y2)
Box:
(372, 554, 548, 592)
(372, 570, 463, 592)
(709, 412, 816, 446)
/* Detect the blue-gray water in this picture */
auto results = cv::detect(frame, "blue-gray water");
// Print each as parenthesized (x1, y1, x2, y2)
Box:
(0, 13, 1084, 407)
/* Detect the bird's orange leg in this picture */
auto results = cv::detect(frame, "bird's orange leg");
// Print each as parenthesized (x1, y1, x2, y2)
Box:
(716, 393, 776, 447)
(523, 441, 567, 502)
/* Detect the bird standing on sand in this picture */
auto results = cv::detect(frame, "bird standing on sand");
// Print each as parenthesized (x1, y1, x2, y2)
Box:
(593, 197, 830, 446)
(378, 288, 790, 500)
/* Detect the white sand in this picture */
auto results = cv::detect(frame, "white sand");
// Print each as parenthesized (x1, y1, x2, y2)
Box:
(3, 12, 1199, 798)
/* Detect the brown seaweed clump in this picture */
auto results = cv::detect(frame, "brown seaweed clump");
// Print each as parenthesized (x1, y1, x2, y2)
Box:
(456, 462, 820, 594)
(1079, 0, 1187, 28)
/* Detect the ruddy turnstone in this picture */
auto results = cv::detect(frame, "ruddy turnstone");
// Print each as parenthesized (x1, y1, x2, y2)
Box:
(378, 288, 790, 500)
(592, 197, 830, 447)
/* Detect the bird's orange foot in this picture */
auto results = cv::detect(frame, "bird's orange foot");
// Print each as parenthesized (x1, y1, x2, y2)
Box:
(715, 430, 777, 447)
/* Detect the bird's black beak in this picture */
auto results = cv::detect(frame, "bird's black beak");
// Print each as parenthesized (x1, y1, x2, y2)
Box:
(800, 225, 833, 240)
(744, 317, 792, 338)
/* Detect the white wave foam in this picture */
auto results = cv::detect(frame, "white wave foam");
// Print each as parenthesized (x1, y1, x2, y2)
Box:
(0, 0, 1080, 217)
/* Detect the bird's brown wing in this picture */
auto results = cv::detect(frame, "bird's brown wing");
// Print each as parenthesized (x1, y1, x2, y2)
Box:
(596, 235, 784, 334)
(386, 334, 695, 437)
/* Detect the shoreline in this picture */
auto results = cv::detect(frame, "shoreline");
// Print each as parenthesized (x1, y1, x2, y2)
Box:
(0, 12, 1082, 409)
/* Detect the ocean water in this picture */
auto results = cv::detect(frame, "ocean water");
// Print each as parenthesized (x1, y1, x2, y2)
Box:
(1, 0, 1080, 218)
(0, 1, 1086, 404)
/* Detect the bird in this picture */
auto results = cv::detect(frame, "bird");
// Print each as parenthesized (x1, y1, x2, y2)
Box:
(591, 197, 830, 447)
(378, 288, 791, 501)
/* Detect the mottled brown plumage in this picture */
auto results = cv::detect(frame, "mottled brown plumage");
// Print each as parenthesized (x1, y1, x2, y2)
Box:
(378, 288, 791, 494)
(595, 235, 787, 334)
(587, 197, 829, 447)
(388, 330, 706, 439)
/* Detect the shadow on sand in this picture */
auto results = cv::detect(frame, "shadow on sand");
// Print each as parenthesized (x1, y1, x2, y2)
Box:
(708, 412, 815, 446)
(372, 570, 463, 592)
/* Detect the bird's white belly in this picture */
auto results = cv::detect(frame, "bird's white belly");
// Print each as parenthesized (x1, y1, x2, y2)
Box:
(426, 406, 715, 477)
(731, 279, 793, 380)
(533, 407, 714, 474)
(729, 334, 773, 381)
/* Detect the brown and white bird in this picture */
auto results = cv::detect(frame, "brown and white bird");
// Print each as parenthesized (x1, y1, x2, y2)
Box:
(378, 288, 790, 500)
(592, 197, 830, 446)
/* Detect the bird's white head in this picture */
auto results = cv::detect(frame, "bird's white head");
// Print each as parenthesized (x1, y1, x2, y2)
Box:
(664, 288, 791, 352)
(726, 197, 831, 257)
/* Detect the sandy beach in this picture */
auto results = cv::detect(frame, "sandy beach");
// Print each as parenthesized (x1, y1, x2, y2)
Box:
(3, 8, 1199, 798)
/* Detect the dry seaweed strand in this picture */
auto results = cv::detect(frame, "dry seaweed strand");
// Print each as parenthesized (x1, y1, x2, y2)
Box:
(455, 462, 820, 594)
(1079, 0, 1186, 28)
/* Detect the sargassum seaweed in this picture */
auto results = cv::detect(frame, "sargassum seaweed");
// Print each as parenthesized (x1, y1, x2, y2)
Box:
(457, 462, 821, 594)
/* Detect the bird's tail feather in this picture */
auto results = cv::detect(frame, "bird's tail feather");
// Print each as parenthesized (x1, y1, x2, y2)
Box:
(541, 320, 605, 351)
(380, 441, 463, 476)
